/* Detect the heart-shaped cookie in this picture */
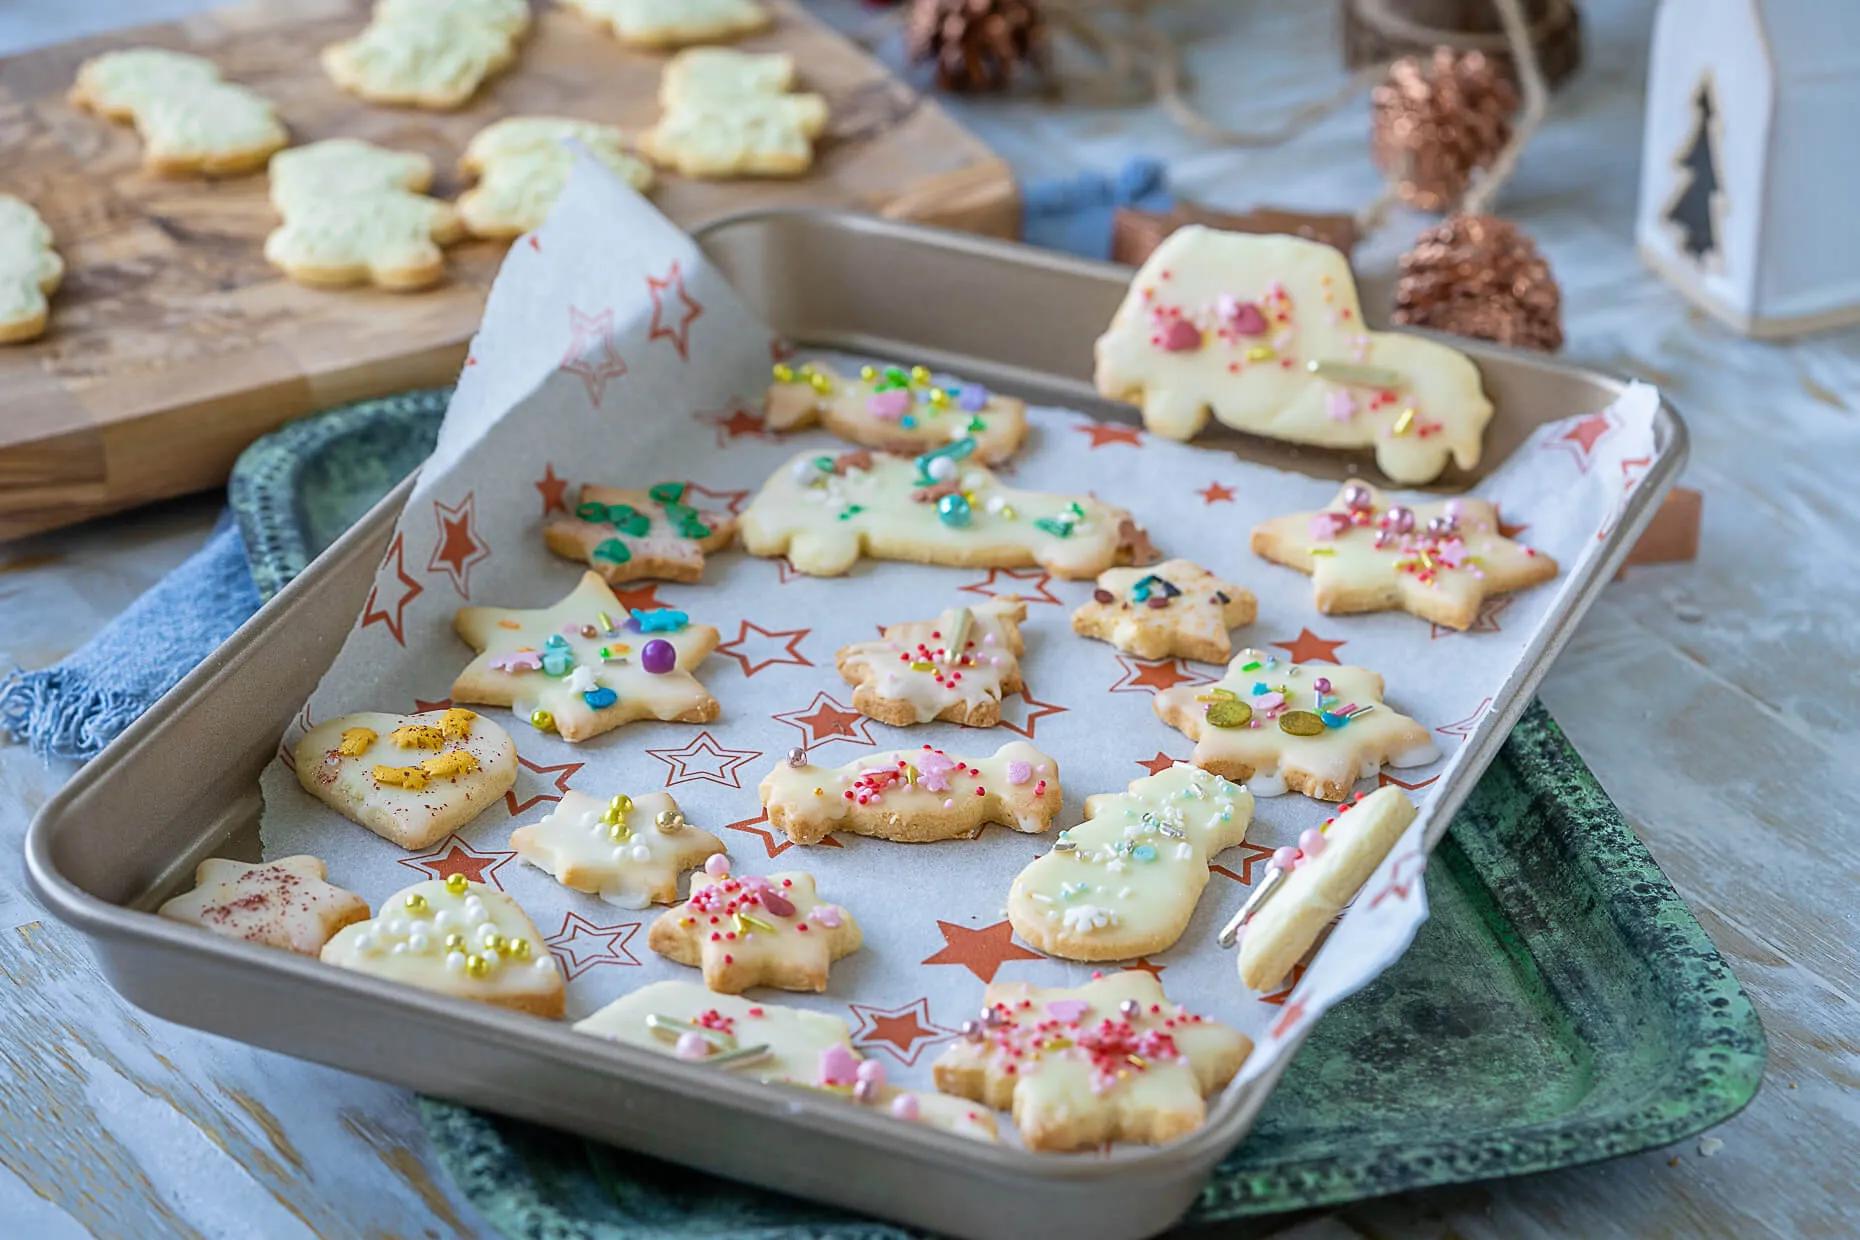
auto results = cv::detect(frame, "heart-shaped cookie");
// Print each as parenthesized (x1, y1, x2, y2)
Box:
(293, 708, 517, 849)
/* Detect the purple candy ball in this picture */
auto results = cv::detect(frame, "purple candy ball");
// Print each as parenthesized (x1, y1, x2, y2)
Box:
(641, 639, 676, 675)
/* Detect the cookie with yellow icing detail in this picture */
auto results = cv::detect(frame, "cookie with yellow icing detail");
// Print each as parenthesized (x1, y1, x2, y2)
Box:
(648, 858, 862, 994)
(70, 47, 286, 177)
(1072, 558, 1256, 663)
(764, 361, 1028, 464)
(459, 117, 654, 240)
(0, 195, 63, 345)
(761, 740, 1060, 845)
(265, 138, 465, 291)
(293, 708, 516, 849)
(543, 481, 736, 585)
(510, 790, 724, 909)
(562, 0, 771, 48)
(158, 855, 369, 955)
(641, 46, 826, 178)
(835, 600, 1025, 728)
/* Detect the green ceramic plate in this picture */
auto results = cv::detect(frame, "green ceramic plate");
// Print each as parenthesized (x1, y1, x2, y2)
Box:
(229, 394, 1765, 1235)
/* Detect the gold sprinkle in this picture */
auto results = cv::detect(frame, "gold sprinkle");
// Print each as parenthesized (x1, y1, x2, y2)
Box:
(529, 708, 556, 732)
(1127, 1053, 1148, 1068)
(909, 365, 932, 386)
(420, 750, 479, 778)
(859, 365, 877, 382)
(337, 727, 377, 756)
(1392, 407, 1417, 436)
(372, 764, 429, 790)
(928, 388, 950, 408)
(807, 372, 832, 395)
(597, 611, 615, 632)
(772, 363, 795, 383)
(444, 933, 466, 952)
(505, 938, 532, 960)
(389, 724, 445, 750)
(1309, 547, 1336, 556)
(1244, 345, 1276, 362)
(1306, 358, 1406, 389)
(465, 954, 490, 979)
(403, 893, 429, 914)
(444, 874, 469, 896)
(737, 913, 775, 934)
(440, 708, 476, 740)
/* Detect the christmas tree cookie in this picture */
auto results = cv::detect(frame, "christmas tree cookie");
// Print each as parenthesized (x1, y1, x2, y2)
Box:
(761, 740, 1060, 845)
(835, 600, 1026, 728)
(321, 875, 565, 1018)
(1007, 762, 1253, 961)
(740, 443, 1155, 579)
(544, 482, 737, 585)
(1250, 482, 1558, 631)
(452, 571, 720, 743)
(1153, 649, 1437, 800)
(1094, 227, 1493, 484)
(648, 857, 861, 994)
(293, 708, 517, 849)
(764, 361, 1028, 463)
(510, 790, 724, 909)
(158, 856, 368, 956)
(575, 981, 997, 1140)
(1071, 558, 1257, 663)
(933, 972, 1251, 1151)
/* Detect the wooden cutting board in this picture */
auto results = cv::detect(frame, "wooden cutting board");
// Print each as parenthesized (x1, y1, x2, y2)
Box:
(0, 0, 1017, 541)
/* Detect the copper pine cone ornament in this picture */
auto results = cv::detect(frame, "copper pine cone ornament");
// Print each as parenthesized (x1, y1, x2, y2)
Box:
(1372, 47, 1519, 211)
(907, 0, 1046, 93)
(1393, 215, 1563, 352)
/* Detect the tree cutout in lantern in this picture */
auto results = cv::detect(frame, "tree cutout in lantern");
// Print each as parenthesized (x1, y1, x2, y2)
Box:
(1663, 77, 1724, 265)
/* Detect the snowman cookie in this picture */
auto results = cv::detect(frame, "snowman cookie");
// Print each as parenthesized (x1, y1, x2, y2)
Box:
(835, 600, 1026, 728)
(1071, 558, 1257, 663)
(544, 482, 737, 585)
(293, 708, 517, 849)
(764, 361, 1028, 464)
(510, 790, 725, 909)
(158, 855, 369, 956)
(648, 858, 861, 994)
(761, 740, 1060, 845)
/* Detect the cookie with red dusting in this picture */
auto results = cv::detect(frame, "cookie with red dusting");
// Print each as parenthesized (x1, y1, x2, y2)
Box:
(158, 855, 368, 955)
(835, 600, 1027, 728)
(648, 857, 862, 993)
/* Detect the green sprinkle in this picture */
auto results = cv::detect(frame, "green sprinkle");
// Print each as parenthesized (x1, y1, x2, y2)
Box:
(592, 538, 631, 564)
(838, 504, 865, 521)
(1033, 517, 1074, 538)
(679, 517, 712, 539)
(1068, 501, 1085, 518)
(648, 481, 687, 505)
(660, 501, 697, 524)
(575, 501, 607, 522)
(610, 505, 650, 537)
(967, 416, 987, 432)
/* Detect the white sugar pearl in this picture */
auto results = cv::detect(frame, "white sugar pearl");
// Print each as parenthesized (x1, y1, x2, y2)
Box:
(382, 917, 408, 937)
(927, 456, 956, 482)
(390, 942, 408, 955)
(408, 932, 431, 954)
(476, 923, 500, 946)
(465, 905, 489, 927)
(434, 910, 456, 930)
(533, 956, 558, 974)
(630, 844, 651, 862)
(610, 847, 628, 862)
(984, 495, 1007, 515)
(792, 457, 818, 481)
(354, 932, 378, 955)
(580, 812, 600, 830)
(445, 951, 467, 974)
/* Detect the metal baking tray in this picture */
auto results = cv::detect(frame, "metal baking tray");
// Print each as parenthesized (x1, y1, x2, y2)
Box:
(26, 210, 1687, 1240)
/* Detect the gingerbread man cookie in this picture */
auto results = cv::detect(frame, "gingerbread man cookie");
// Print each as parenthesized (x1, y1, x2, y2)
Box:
(1094, 227, 1493, 484)
(323, 0, 530, 110)
(1071, 558, 1257, 663)
(1250, 482, 1558, 631)
(158, 855, 369, 956)
(933, 972, 1251, 1151)
(764, 361, 1028, 464)
(835, 600, 1026, 728)
(0, 195, 62, 345)
(322, 874, 565, 1017)
(452, 571, 721, 743)
(741, 445, 1154, 579)
(575, 981, 998, 1140)
(641, 46, 827, 178)
(265, 138, 465, 290)
(544, 482, 737, 585)
(1229, 786, 1418, 991)
(761, 740, 1060, 845)
(70, 47, 287, 177)
(293, 708, 517, 849)
(510, 790, 724, 909)
(1153, 649, 1437, 800)
(459, 116, 654, 240)
(648, 857, 861, 994)
(1007, 762, 1253, 961)
(562, 0, 771, 48)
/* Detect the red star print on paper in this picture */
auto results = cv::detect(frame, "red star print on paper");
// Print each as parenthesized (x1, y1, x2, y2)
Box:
(922, 920, 1040, 983)
(698, 404, 768, 448)
(958, 566, 1063, 607)
(771, 558, 807, 586)
(1369, 849, 1428, 908)
(1210, 841, 1279, 886)
(1077, 421, 1143, 449)
(646, 260, 702, 361)
(546, 913, 641, 980)
(770, 337, 795, 362)
(684, 481, 751, 516)
(1135, 752, 1182, 777)
(1430, 594, 1510, 639)
(1108, 655, 1214, 695)
(1123, 957, 1167, 979)
(413, 696, 454, 713)
(535, 463, 569, 516)
(1541, 410, 1617, 472)
(428, 494, 490, 598)
(1603, 455, 1654, 542)
(1258, 964, 1308, 1006)
(278, 703, 316, 769)
(560, 307, 627, 407)
(1496, 506, 1529, 540)
(645, 732, 762, 789)
(504, 754, 583, 816)
(1268, 997, 1309, 1040)
(610, 582, 669, 613)
(773, 692, 876, 753)
(1197, 481, 1236, 505)
(397, 835, 516, 890)
(1272, 628, 1348, 665)
(849, 998, 953, 1066)
(360, 533, 423, 647)
(997, 685, 1067, 740)
(1436, 696, 1493, 741)
(716, 620, 812, 678)
(722, 810, 841, 858)
(1378, 770, 1440, 792)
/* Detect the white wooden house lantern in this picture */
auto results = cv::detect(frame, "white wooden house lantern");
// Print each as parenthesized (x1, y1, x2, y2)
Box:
(1635, 0, 1860, 337)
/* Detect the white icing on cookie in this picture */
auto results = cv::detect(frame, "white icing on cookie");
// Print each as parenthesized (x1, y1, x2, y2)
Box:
(458, 117, 654, 240)
(0, 195, 62, 345)
(265, 138, 463, 290)
(510, 790, 724, 909)
(562, 0, 771, 49)
(764, 361, 1028, 463)
(158, 855, 369, 955)
(322, 2, 526, 110)
(293, 708, 516, 849)
(641, 46, 826, 178)
(835, 600, 1025, 727)
(70, 48, 286, 177)
(761, 740, 1060, 844)
(648, 862, 862, 994)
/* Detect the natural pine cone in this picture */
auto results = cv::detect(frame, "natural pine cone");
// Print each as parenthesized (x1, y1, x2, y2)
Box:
(1393, 214, 1563, 352)
(907, 0, 1046, 93)
(1371, 48, 1518, 211)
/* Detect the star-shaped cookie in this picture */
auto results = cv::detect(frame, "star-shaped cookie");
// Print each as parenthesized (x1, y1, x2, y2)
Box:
(544, 482, 737, 584)
(1250, 483, 1558, 630)
(293, 708, 517, 849)
(1007, 762, 1253, 961)
(648, 859, 861, 993)
(761, 740, 1060, 845)
(510, 789, 724, 909)
(933, 972, 1251, 1152)
(764, 361, 1028, 463)
(452, 571, 720, 743)
(158, 855, 369, 955)
(1153, 647, 1437, 800)
(1071, 558, 1257, 663)
(835, 600, 1026, 727)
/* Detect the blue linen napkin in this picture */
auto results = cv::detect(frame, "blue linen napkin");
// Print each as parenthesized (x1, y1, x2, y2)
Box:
(0, 161, 1170, 762)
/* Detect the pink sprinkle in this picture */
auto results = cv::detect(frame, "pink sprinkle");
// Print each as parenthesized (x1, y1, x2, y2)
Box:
(818, 1044, 859, 1087)
(1046, 999, 1090, 1023)
(1273, 846, 1300, 870)
(1326, 389, 1356, 422)
(1255, 691, 1285, 713)
(490, 650, 543, 672)
(890, 1094, 920, 1121)
(942, 799, 954, 810)
(917, 749, 958, 792)
(1299, 828, 1328, 857)
(1005, 760, 1033, 785)
(867, 389, 912, 421)
(1160, 319, 1202, 352)
(812, 904, 843, 929)
(674, 1032, 710, 1061)
(704, 854, 731, 878)
(1229, 301, 1268, 336)
(1308, 511, 1351, 541)
(856, 1059, 887, 1088)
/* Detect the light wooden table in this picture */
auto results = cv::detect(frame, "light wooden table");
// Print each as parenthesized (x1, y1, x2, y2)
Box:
(3, 2, 1854, 1237)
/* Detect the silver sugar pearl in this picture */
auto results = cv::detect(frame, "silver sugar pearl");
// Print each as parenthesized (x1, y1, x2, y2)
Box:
(787, 747, 807, 768)
(981, 1006, 1006, 1027)
(1341, 482, 1372, 512)
(853, 1079, 879, 1104)
(1426, 514, 1458, 537)
(1383, 505, 1416, 535)
(960, 1020, 983, 1041)
(1118, 998, 1141, 1018)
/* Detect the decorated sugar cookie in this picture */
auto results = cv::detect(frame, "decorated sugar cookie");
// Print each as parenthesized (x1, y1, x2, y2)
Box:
(761, 740, 1060, 845)
(933, 972, 1251, 1151)
(0, 195, 63, 345)
(764, 361, 1028, 464)
(1250, 482, 1558, 631)
(544, 482, 736, 585)
(835, 600, 1026, 728)
(265, 138, 465, 290)
(158, 855, 369, 955)
(741, 445, 1154, 579)
(322, 0, 529, 110)
(648, 857, 861, 993)
(1153, 649, 1437, 801)
(293, 708, 517, 849)
(641, 45, 826, 178)
(459, 117, 654, 240)
(510, 790, 724, 909)
(322, 874, 564, 1017)
(575, 981, 997, 1140)
(562, 0, 771, 48)
(1227, 786, 1418, 991)
(452, 571, 720, 743)
(1094, 227, 1494, 484)
(1072, 558, 1257, 664)
(70, 47, 287, 177)
(1007, 762, 1253, 961)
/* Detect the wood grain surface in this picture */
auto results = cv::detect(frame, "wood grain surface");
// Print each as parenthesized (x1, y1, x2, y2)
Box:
(0, 0, 1015, 542)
